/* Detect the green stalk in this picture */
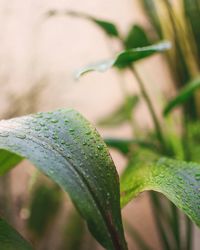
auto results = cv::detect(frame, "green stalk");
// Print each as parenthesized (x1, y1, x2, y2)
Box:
(124, 220, 154, 250)
(150, 192, 171, 250)
(130, 66, 166, 151)
(185, 217, 193, 250)
(129, 66, 174, 249)
(170, 203, 181, 250)
(181, 114, 193, 250)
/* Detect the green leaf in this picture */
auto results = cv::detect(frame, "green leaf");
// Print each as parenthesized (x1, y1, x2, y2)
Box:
(124, 25, 151, 49)
(163, 77, 200, 116)
(98, 95, 139, 127)
(120, 157, 200, 227)
(105, 138, 157, 155)
(0, 109, 127, 250)
(0, 149, 22, 176)
(76, 41, 171, 78)
(0, 218, 33, 250)
(66, 11, 119, 37)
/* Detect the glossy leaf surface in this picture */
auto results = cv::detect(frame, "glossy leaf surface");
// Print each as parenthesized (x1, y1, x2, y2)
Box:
(0, 218, 33, 250)
(0, 109, 127, 250)
(164, 77, 200, 116)
(76, 41, 171, 78)
(121, 157, 200, 227)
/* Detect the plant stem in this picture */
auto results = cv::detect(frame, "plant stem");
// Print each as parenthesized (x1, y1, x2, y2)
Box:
(150, 192, 171, 250)
(185, 217, 193, 250)
(129, 66, 166, 151)
(170, 203, 181, 250)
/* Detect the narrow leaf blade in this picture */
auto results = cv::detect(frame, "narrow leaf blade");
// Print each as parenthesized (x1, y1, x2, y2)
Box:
(164, 77, 200, 116)
(76, 41, 171, 78)
(120, 157, 200, 227)
(0, 109, 127, 250)
(66, 11, 119, 37)
(0, 218, 33, 250)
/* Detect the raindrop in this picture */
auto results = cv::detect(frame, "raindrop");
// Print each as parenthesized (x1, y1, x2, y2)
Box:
(16, 134, 26, 139)
(51, 119, 58, 123)
(0, 132, 9, 137)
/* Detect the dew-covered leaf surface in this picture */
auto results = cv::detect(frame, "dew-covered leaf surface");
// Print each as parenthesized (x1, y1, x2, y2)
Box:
(76, 41, 171, 78)
(120, 157, 200, 226)
(0, 109, 127, 250)
(0, 218, 33, 250)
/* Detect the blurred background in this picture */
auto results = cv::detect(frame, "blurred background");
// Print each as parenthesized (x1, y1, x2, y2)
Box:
(0, 0, 200, 249)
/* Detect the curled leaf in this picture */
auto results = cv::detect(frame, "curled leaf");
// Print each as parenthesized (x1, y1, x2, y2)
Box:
(120, 157, 200, 227)
(0, 109, 127, 250)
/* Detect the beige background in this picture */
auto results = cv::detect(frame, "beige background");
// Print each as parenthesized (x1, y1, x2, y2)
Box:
(0, 0, 199, 249)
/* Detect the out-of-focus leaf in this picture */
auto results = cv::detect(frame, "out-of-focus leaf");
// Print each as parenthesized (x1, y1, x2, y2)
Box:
(125, 221, 153, 250)
(61, 210, 85, 250)
(163, 77, 200, 116)
(121, 157, 200, 227)
(66, 11, 119, 37)
(0, 149, 22, 176)
(140, 0, 163, 39)
(183, 0, 200, 60)
(98, 95, 139, 127)
(0, 109, 127, 250)
(27, 183, 62, 238)
(187, 122, 200, 163)
(0, 218, 33, 250)
(76, 41, 171, 78)
(105, 138, 157, 155)
(124, 24, 151, 49)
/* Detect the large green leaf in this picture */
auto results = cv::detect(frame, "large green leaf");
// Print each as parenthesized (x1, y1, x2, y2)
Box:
(124, 25, 151, 49)
(76, 41, 171, 78)
(120, 157, 200, 226)
(0, 218, 33, 250)
(98, 95, 139, 128)
(66, 11, 119, 37)
(163, 77, 200, 116)
(0, 149, 22, 176)
(0, 109, 127, 250)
